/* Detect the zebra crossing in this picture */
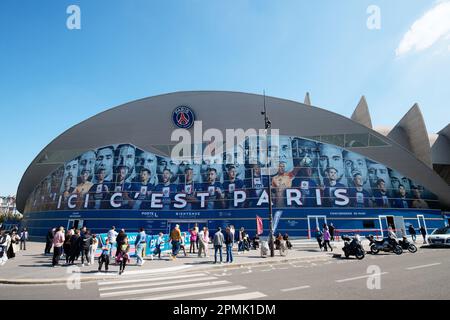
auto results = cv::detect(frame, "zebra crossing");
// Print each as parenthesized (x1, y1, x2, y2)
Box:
(97, 272, 267, 300)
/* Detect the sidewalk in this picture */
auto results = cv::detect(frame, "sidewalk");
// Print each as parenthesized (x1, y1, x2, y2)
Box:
(0, 240, 344, 284)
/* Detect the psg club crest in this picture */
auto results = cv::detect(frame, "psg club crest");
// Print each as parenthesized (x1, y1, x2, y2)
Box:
(172, 106, 195, 129)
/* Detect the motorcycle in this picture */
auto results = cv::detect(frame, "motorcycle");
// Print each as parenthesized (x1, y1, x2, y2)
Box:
(366, 235, 403, 255)
(342, 234, 365, 260)
(398, 237, 418, 253)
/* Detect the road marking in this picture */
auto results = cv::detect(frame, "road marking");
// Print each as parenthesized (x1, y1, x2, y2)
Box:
(98, 273, 208, 286)
(406, 263, 441, 270)
(99, 276, 218, 291)
(135, 285, 246, 300)
(336, 272, 388, 283)
(204, 291, 267, 300)
(281, 285, 311, 292)
(120, 265, 192, 276)
(99, 280, 229, 298)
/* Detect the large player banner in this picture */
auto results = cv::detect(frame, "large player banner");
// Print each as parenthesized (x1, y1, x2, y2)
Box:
(25, 136, 440, 213)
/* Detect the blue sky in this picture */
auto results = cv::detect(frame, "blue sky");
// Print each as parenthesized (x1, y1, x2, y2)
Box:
(0, 0, 449, 196)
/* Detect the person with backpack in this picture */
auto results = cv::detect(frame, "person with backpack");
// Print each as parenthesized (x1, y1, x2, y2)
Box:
(135, 227, 147, 266)
(116, 236, 130, 275)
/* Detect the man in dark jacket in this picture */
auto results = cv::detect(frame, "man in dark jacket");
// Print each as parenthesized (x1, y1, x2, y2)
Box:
(225, 227, 234, 263)
(45, 228, 54, 254)
(80, 230, 92, 266)
(420, 226, 427, 244)
(408, 225, 417, 242)
(115, 229, 127, 257)
(329, 223, 335, 241)
(69, 230, 81, 264)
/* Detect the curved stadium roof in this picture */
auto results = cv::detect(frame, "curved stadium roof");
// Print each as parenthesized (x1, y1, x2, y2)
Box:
(16, 91, 450, 212)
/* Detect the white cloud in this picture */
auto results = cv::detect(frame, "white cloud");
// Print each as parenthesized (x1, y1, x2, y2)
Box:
(396, 1, 450, 56)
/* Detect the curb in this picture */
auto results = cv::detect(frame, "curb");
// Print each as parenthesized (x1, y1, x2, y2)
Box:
(0, 253, 333, 285)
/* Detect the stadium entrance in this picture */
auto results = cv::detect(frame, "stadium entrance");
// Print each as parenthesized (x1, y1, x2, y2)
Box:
(67, 219, 84, 231)
(417, 214, 427, 234)
(379, 215, 406, 237)
(167, 220, 208, 234)
(307, 215, 327, 238)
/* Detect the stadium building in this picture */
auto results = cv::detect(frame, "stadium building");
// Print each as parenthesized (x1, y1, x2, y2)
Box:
(16, 91, 450, 240)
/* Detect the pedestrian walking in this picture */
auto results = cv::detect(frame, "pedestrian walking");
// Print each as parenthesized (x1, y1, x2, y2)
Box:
(169, 225, 182, 260)
(135, 227, 147, 266)
(420, 226, 427, 244)
(225, 227, 233, 263)
(322, 226, 333, 252)
(52, 226, 65, 267)
(409, 224, 417, 242)
(115, 229, 127, 258)
(89, 234, 99, 265)
(0, 230, 11, 266)
(329, 223, 335, 241)
(44, 228, 54, 255)
(69, 229, 81, 264)
(19, 228, 28, 251)
(116, 237, 130, 275)
(8, 230, 20, 259)
(154, 232, 164, 259)
(315, 228, 323, 250)
(198, 227, 209, 258)
(189, 227, 198, 254)
(98, 239, 111, 272)
(80, 229, 92, 266)
(107, 226, 118, 258)
(213, 227, 224, 264)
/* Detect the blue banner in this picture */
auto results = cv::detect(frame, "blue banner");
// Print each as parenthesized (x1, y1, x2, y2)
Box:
(97, 232, 191, 257)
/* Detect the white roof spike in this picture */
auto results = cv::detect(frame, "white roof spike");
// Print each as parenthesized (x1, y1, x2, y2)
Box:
(304, 92, 311, 106)
(351, 96, 373, 129)
(387, 103, 432, 168)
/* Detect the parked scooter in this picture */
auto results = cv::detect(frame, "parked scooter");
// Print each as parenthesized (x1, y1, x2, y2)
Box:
(398, 237, 418, 253)
(342, 234, 365, 260)
(366, 234, 403, 255)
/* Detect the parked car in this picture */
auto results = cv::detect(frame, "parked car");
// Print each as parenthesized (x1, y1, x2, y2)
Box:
(427, 226, 450, 247)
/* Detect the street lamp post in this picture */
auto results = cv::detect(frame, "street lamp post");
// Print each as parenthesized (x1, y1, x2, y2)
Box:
(261, 92, 275, 257)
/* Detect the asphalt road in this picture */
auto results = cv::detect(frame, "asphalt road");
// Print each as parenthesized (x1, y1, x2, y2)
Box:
(1, 247, 449, 300)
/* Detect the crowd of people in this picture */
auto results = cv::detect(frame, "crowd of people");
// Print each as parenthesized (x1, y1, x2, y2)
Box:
(0, 226, 28, 266)
(39, 223, 292, 274)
